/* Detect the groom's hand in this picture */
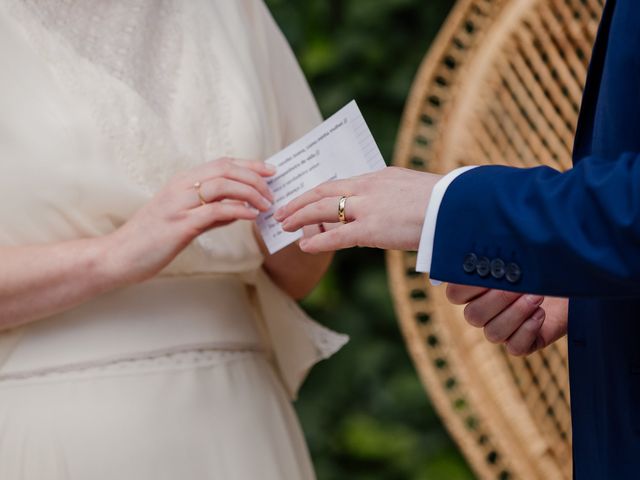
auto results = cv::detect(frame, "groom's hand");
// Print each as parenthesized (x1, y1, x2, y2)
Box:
(446, 284, 569, 356)
(274, 167, 442, 253)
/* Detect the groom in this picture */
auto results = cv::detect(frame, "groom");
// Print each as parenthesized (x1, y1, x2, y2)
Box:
(276, 1, 640, 478)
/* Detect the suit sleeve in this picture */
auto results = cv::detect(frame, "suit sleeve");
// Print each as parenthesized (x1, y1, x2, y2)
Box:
(429, 153, 640, 298)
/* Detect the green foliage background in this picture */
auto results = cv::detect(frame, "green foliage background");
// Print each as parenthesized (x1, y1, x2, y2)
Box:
(264, 1, 475, 479)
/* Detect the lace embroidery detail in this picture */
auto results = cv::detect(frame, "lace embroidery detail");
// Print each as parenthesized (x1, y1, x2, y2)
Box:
(0, 348, 263, 385)
(17, 0, 183, 117)
(6, 0, 234, 194)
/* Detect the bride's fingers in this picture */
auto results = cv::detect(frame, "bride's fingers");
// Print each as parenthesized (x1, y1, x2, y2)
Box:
(274, 178, 358, 222)
(229, 159, 276, 177)
(199, 178, 272, 211)
(219, 166, 274, 203)
(298, 222, 362, 253)
(218, 157, 275, 176)
(194, 161, 274, 199)
(188, 158, 275, 187)
(219, 199, 250, 207)
(189, 202, 258, 231)
(281, 197, 360, 232)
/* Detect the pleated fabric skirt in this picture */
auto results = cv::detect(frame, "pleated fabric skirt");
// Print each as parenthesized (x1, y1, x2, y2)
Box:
(0, 349, 316, 480)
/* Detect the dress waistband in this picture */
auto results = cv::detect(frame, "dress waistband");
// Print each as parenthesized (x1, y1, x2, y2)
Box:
(0, 276, 265, 379)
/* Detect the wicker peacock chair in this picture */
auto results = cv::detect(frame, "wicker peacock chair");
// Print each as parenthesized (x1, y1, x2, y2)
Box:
(387, 1, 604, 479)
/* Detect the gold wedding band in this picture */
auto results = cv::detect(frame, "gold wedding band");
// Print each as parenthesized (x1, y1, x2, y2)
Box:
(338, 196, 348, 224)
(194, 181, 207, 206)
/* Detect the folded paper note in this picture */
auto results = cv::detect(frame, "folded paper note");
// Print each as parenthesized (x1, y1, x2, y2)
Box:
(257, 100, 386, 253)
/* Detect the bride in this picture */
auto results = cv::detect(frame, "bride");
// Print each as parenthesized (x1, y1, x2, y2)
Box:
(0, 1, 347, 478)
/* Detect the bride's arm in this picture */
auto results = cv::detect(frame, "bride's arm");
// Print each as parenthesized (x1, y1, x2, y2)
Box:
(0, 158, 275, 332)
(0, 238, 123, 331)
(254, 225, 333, 300)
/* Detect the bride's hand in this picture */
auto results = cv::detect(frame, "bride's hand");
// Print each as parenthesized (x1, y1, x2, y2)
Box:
(107, 157, 275, 284)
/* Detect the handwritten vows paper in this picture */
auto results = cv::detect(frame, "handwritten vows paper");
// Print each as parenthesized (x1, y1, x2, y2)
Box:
(257, 101, 386, 253)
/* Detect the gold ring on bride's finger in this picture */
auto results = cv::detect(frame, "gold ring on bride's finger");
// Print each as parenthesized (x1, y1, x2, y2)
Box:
(194, 181, 207, 206)
(338, 196, 348, 224)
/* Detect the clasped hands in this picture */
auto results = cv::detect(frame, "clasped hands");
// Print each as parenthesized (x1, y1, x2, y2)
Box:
(274, 166, 568, 355)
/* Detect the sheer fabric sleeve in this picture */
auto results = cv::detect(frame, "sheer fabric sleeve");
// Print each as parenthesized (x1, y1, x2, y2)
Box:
(255, 0, 323, 145)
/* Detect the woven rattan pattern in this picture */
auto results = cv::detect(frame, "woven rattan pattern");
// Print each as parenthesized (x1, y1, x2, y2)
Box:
(387, 1, 603, 479)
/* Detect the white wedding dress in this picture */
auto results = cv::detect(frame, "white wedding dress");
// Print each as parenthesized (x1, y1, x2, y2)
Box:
(0, 1, 347, 479)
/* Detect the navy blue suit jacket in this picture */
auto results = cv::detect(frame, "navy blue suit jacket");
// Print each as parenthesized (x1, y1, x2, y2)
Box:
(430, 1, 640, 477)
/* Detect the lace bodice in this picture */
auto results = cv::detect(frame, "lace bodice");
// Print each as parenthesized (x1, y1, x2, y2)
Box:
(18, 0, 183, 116)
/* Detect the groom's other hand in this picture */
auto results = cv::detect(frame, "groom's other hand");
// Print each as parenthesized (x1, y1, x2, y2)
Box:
(274, 167, 442, 253)
(446, 284, 569, 356)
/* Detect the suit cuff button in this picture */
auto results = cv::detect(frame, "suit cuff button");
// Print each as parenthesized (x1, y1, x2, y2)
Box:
(505, 262, 522, 283)
(462, 253, 478, 273)
(476, 256, 491, 277)
(490, 258, 505, 279)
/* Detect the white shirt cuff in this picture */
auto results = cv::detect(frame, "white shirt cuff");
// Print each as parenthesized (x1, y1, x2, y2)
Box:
(415, 166, 478, 283)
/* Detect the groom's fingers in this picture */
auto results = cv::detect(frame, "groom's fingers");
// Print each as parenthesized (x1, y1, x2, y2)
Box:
(320, 222, 342, 232)
(446, 284, 490, 305)
(282, 197, 360, 231)
(298, 222, 361, 253)
(505, 308, 546, 356)
(463, 289, 523, 328)
(274, 178, 357, 221)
